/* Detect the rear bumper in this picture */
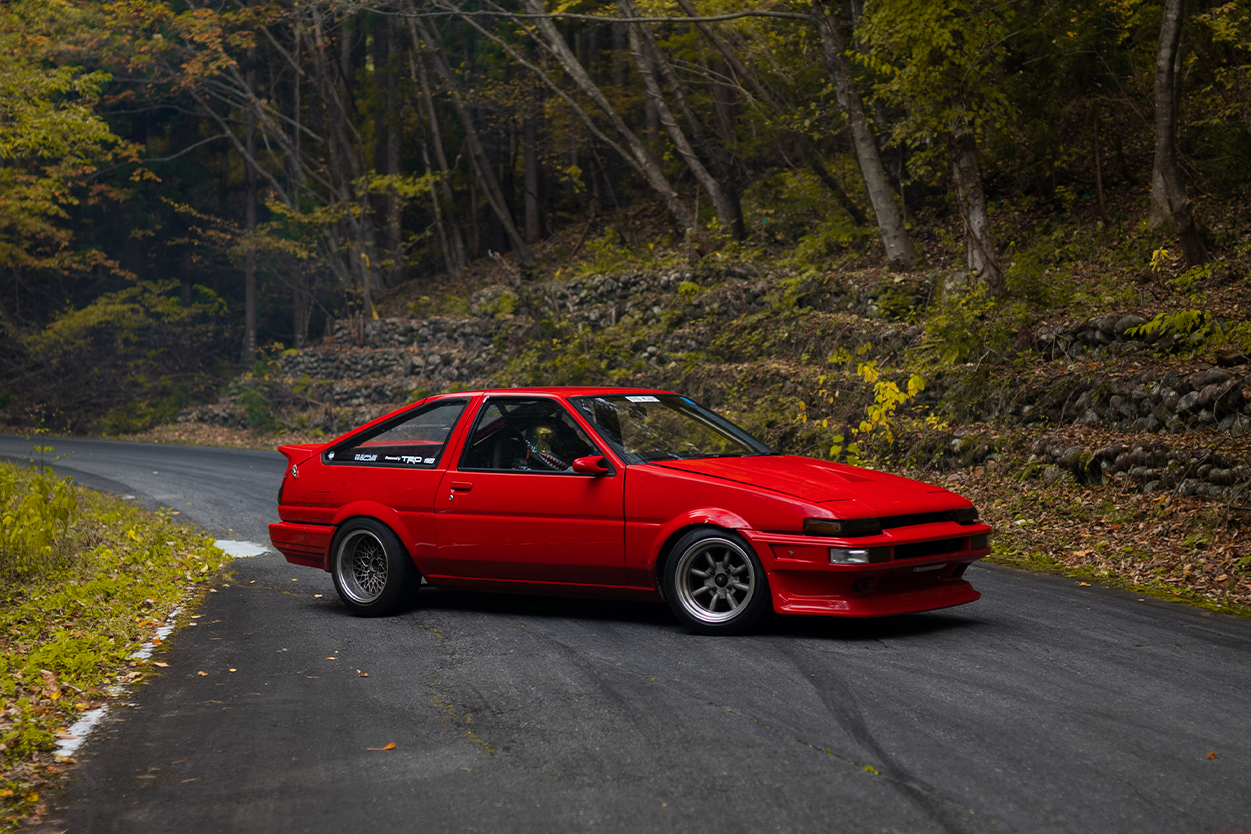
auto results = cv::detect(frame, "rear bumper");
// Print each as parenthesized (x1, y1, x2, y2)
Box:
(269, 521, 334, 570)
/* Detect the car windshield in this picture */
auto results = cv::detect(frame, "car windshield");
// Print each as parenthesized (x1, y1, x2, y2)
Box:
(570, 394, 773, 464)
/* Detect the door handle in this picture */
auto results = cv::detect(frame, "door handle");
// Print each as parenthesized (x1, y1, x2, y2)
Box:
(450, 482, 473, 492)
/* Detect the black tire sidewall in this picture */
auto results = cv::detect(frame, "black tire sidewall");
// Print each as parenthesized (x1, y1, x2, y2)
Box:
(330, 518, 415, 617)
(662, 528, 770, 636)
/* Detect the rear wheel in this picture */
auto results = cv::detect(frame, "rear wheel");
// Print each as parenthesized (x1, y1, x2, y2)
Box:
(663, 528, 769, 635)
(330, 518, 418, 617)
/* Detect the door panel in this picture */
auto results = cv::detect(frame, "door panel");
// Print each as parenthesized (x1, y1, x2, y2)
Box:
(431, 396, 626, 586)
(433, 471, 625, 585)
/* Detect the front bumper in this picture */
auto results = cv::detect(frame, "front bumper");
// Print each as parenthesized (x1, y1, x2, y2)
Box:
(744, 522, 991, 617)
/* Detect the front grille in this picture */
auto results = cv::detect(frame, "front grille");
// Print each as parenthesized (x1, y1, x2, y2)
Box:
(880, 511, 953, 529)
(894, 537, 966, 560)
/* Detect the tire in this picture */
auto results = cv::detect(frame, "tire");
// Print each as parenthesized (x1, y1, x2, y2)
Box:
(330, 518, 419, 617)
(662, 528, 770, 635)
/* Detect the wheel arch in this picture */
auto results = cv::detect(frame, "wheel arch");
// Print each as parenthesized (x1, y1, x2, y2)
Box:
(650, 508, 753, 597)
(329, 501, 418, 567)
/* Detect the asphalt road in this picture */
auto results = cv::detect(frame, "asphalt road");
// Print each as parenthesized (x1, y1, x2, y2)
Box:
(4, 433, 1250, 834)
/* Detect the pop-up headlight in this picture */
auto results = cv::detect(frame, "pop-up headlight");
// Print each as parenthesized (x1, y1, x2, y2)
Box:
(804, 517, 882, 537)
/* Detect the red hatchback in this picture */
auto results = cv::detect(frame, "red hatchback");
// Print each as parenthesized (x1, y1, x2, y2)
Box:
(269, 388, 991, 634)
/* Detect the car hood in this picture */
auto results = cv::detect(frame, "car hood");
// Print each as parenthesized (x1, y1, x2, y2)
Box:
(651, 455, 959, 513)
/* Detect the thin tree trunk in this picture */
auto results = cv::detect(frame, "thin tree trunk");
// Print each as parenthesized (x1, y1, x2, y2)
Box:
(382, 21, 404, 285)
(673, 0, 863, 225)
(421, 139, 459, 276)
(244, 57, 258, 359)
(404, 24, 466, 275)
(812, 3, 916, 271)
(620, 12, 736, 233)
(515, 0, 696, 235)
(524, 113, 541, 244)
(950, 131, 1004, 294)
(411, 17, 533, 269)
(1151, 0, 1208, 266)
(1092, 102, 1109, 224)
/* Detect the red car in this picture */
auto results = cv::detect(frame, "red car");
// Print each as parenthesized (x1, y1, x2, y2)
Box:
(269, 388, 991, 634)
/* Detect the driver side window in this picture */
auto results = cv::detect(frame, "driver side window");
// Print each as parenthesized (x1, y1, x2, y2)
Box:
(459, 398, 596, 472)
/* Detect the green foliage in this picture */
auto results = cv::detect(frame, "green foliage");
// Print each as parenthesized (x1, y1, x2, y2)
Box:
(917, 282, 1024, 368)
(0, 462, 229, 820)
(12, 280, 228, 430)
(858, 0, 1017, 174)
(97, 391, 190, 436)
(0, 1, 126, 279)
(0, 465, 78, 582)
(1124, 308, 1251, 358)
(579, 229, 642, 277)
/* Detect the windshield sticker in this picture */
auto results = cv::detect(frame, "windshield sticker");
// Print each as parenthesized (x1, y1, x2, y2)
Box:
(626, 395, 659, 403)
(354, 453, 377, 462)
(424, 457, 436, 464)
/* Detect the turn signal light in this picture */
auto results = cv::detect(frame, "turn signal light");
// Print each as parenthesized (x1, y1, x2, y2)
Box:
(804, 517, 882, 537)
(829, 547, 892, 564)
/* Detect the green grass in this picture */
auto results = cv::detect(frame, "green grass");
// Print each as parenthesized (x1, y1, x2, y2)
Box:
(0, 461, 231, 828)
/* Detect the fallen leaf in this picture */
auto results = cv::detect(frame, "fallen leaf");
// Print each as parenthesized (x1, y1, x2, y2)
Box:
(197, 671, 208, 677)
(1215, 574, 1229, 582)
(357, 670, 368, 678)
(1078, 582, 1091, 587)
(1207, 751, 1218, 760)
(229, 668, 237, 673)
(153, 662, 170, 668)
(326, 657, 336, 661)
(314, 594, 323, 599)
(366, 742, 396, 751)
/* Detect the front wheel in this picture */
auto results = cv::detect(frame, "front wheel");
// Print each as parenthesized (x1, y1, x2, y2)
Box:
(330, 518, 418, 617)
(663, 529, 770, 635)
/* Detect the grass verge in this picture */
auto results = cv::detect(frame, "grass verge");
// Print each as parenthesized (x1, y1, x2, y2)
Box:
(0, 461, 231, 829)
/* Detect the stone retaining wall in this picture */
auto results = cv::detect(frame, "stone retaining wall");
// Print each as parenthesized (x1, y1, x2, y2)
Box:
(1026, 435, 1249, 498)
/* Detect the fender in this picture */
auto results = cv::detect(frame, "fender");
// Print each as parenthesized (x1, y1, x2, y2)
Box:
(643, 506, 754, 574)
(329, 501, 420, 568)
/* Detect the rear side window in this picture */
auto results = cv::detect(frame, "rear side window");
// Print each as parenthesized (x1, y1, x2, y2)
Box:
(327, 399, 467, 468)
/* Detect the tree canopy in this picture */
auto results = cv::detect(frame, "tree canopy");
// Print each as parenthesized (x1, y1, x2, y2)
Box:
(1, 0, 1248, 425)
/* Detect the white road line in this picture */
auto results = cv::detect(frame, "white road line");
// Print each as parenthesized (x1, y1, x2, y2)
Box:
(214, 539, 270, 558)
(55, 608, 184, 760)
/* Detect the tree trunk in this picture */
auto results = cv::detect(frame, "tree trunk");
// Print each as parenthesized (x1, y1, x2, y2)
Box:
(950, 131, 1004, 294)
(404, 25, 466, 275)
(620, 12, 737, 233)
(1092, 102, 1109, 224)
(524, 113, 541, 244)
(517, 0, 695, 234)
(812, 3, 916, 271)
(382, 21, 403, 285)
(244, 58, 258, 359)
(1151, 0, 1208, 266)
(412, 16, 534, 268)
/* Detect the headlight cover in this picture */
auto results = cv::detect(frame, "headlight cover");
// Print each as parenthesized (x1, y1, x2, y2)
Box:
(804, 517, 882, 537)
(953, 507, 979, 524)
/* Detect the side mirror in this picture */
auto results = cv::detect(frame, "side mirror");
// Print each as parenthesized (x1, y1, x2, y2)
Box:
(571, 455, 610, 476)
